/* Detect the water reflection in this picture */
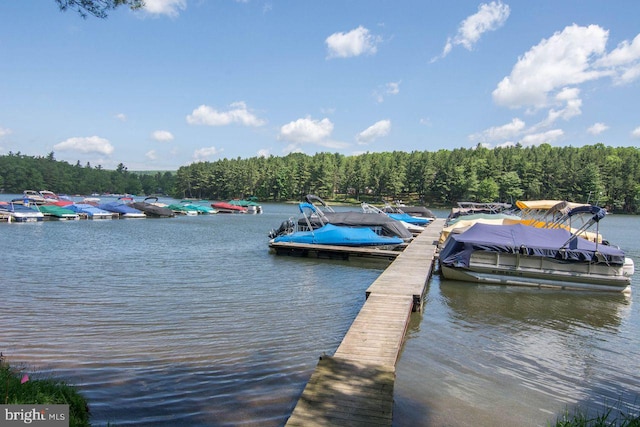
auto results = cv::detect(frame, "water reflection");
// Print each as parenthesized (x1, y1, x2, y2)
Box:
(439, 280, 631, 331)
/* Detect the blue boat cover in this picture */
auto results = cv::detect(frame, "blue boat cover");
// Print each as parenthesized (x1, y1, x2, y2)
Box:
(66, 203, 112, 216)
(98, 201, 144, 214)
(273, 223, 403, 246)
(387, 212, 430, 226)
(439, 223, 626, 268)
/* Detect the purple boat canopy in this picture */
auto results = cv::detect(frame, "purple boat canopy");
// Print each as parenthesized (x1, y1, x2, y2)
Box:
(439, 222, 626, 269)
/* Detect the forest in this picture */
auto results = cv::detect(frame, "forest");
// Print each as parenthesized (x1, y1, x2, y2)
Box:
(1, 143, 639, 213)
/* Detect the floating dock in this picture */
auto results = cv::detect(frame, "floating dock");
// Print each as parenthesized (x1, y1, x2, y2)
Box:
(269, 241, 403, 262)
(286, 218, 446, 426)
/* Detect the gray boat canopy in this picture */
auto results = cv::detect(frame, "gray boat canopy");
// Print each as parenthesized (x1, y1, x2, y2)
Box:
(302, 194, 413, 239)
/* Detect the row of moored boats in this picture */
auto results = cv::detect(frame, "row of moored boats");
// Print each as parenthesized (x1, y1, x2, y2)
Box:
(0, 191, 263, 222)
(268, 198, 635, 294)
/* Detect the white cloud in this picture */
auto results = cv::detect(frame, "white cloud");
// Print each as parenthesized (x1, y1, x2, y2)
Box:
(54, 136, 114, 155)
(143, 0, 186, 17)
(519, 129, 564, 146)
(434, 1, 510, 60)
(257, 149, 270, 158)
(595, 33, 640, 85)
(470, 118, 526, 143)
(151, 130, 175, 142)
(541, 87, 583, 126)
(114, 113, 127, 122)
(632, 127, 640, 138)
(145, 150, 158, 160)
(356, 120, 391, 144)
(595, 33, 640, 67)
(278, 117, 334, 144)
(374, 81, 401, 103)
(492, 24, 609, 109)
(386, 81, 400, 95)
(326, 26, 381, 59)
(193, 146, 222, 161)
(0, 127, 11, 138)
(587, 123, 609, 135)
(278, 117, 350, 153)
(186, 102, 265, 127)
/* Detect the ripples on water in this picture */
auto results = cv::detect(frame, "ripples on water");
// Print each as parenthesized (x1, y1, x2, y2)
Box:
(0, 202, 385, 426)
(394, 213, 640, 427)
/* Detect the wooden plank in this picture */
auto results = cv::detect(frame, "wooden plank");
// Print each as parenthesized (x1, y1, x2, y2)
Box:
(286, 356, 394, 427)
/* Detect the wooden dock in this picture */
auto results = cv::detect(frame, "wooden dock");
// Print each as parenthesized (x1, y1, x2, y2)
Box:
(285, 218, 445, 426)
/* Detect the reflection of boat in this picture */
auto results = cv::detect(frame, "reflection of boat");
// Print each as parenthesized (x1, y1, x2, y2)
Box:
(65, 203, 114, 219)
(211, 202, 247, 214)
(270, 203, 404, 247)
(439, 207, 634, 293)
(302, 195, 413, 241)
(129, 197, 175, 218)
(439, 281, 630, 330)
(98, 201, 146, 218)
(0, 200, 45, 222)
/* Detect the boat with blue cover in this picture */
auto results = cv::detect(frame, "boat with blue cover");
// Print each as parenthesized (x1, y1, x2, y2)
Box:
(0, 200, 45, 222)
(301, 195, 414, 241)
(270, 203, 404, 248)
(98, 200, 146, 218)
(439, 206, 634, 293)
(65, 203, 114, 219)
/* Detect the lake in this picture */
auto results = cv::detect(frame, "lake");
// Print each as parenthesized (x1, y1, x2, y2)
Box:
(1, 197, 638, 426)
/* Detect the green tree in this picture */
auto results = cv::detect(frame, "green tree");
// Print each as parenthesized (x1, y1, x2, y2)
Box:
(55, 0, 145, 19)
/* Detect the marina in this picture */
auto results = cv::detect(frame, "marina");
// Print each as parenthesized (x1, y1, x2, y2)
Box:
(1, 198, 639, 426)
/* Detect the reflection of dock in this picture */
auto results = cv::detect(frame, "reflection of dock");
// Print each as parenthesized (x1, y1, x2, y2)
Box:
(286, 218, 445, 426)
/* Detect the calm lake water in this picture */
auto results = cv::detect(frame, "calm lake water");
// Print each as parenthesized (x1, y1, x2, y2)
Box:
(1, 197, 639, 427)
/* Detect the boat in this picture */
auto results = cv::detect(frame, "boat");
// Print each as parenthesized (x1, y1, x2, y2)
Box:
(178, 201, 217, 214)
(38, 204, 80, 220)
(382, 201, 436, 219)
(361, 202, 430, 227)
(21, 190, 46, 204)
(439, 206, 634, 293)
(270, 203, 404, 248)
(445, 202, 513, 224)
(65, 203, 114, 219)
(228, 199, 262, 214)
(211, 201, 247, 214)
(38, 190, 72, 205)
(168, 203, 199, 216)
(0, 200, 45, 222)
(300, 195, 414, 240)
(98, 200, 146, 218)
(129, 197, 176, 218)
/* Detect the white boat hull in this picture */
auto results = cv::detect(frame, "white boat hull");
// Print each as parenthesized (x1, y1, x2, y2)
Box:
(440, 251, 633, 293)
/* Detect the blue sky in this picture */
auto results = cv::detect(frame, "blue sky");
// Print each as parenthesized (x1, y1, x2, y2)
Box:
(1, 1, 639, 170)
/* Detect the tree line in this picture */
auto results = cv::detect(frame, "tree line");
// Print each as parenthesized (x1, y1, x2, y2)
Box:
(1, 143, 639, 213)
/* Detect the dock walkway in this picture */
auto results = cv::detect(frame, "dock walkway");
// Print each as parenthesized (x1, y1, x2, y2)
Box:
(286, 218, 445, 426)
